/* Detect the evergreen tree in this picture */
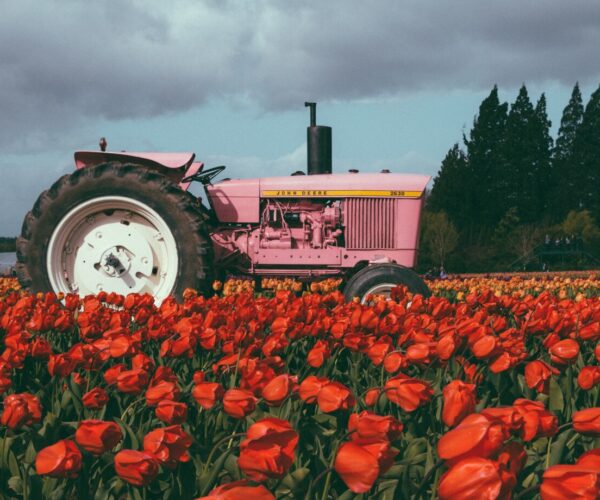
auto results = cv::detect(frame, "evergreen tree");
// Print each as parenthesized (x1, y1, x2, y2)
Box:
(427, 144, 469, 228)
(532, 93, 553, 219)
(463, 86, 508, 231)
(573, 85, 600, 220)
(552, 83, 584, 219)
(503, 85, 540, 223)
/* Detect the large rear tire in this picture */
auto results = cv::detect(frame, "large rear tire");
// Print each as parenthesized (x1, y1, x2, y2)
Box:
(17, 163, 213, 303)
(343, 263, 430, 303)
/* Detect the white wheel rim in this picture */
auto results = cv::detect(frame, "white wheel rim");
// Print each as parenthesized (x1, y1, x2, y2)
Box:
(361, 283, 396, 304)
(47, 196, 178, 303)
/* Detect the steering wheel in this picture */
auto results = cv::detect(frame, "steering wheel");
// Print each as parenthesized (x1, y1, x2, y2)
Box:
(182, 165, 226, 185)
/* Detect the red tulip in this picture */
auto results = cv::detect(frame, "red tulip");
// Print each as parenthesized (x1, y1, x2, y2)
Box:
(114, 449, 159, 486)
(442, 380, 477, 427)
(579, 322, 600, 342)
(513, 399, 558, 441)
(199, 480, 275, 499)
(1, 393, 42, 429)
(577, 366, 600, 390)
(438, 457, 502, 500)
(192, 382, 224, 410)
(307, 340, 330, 368)
(576, 448, 600, 469)
(145, 380, 181, 406)
(238, 418, 298, 481)
(348, 411, 403, 442)
(35, 439, 82, 478)
(222, 389, 257, 419)
(548, 339, 580, 365)
(437, 413, 508, 464)
(143, 424, 192, 468)
(384, 374, 433, 412)
(334, 439, 397, 493)
(116, 368, 150, 395)
(103, 363, 126, 385)
(364, 388, 381, 407)
(540, 464, 600, 499)
(155, 400, 188, 425)
(572, 408, 600, 436)
(383, 351, 407, 374)
(298, 376, 329, 403)
(132, 353, 155, 372)
(82, 387, 109, 409)
(480, 406, 524, 433)
(75, 420, 122, 455)
(317, 381, 355, 413)
(524, 360, 559, 394)
(261, 374, 296, 406)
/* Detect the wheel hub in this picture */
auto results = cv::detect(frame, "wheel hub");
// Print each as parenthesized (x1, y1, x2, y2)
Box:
(100, 247, 131, 277)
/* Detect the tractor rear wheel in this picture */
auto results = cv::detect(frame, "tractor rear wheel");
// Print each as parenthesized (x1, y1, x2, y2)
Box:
(343, 263, 430, 303)
(17, 162, 213, 303)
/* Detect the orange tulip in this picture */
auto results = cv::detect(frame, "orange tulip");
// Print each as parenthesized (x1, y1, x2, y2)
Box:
(438, 457, 502, 500)
(442, 380, 477, 427)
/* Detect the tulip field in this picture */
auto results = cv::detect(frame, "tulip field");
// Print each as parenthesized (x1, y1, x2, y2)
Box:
(0, 275, 599, 499)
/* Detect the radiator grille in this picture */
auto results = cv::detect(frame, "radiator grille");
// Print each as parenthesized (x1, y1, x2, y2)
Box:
(345, 198, 396, 249)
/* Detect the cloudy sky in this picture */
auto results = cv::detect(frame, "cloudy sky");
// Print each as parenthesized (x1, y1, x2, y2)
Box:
(1, 0, 600, 236)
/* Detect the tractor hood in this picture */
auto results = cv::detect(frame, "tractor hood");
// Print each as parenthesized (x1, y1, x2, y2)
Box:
(259, 172, 430, 198)
(206, 172, 430, 224)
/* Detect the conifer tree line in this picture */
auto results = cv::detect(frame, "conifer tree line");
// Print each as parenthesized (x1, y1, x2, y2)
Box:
(421, 83, 600, 272)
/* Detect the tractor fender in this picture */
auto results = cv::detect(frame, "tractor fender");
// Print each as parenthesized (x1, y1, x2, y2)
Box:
(73, 151, 203, 191)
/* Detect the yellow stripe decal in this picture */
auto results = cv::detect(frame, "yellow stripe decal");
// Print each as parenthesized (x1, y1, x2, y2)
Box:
(261, 189, 423, 198)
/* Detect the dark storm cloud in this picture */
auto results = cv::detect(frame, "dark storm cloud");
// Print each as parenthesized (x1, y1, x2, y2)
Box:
(1, 0, 600, 151)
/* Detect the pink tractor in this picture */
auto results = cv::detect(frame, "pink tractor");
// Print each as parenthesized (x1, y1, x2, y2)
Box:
(17, 103, 430, 303)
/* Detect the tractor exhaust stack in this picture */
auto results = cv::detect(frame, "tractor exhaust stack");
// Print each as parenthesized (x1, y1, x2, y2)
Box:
(305, 102, 332, 175)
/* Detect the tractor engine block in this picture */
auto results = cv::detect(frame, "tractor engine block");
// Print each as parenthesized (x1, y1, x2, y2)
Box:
(258, 200, 342, 249)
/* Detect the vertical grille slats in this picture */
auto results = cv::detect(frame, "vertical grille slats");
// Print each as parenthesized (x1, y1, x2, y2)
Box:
(345, 198, 396, 249)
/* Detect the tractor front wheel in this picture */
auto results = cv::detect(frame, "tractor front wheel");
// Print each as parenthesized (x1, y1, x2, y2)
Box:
(343, 263, 430, 303)
(17, 163, 212, 303)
